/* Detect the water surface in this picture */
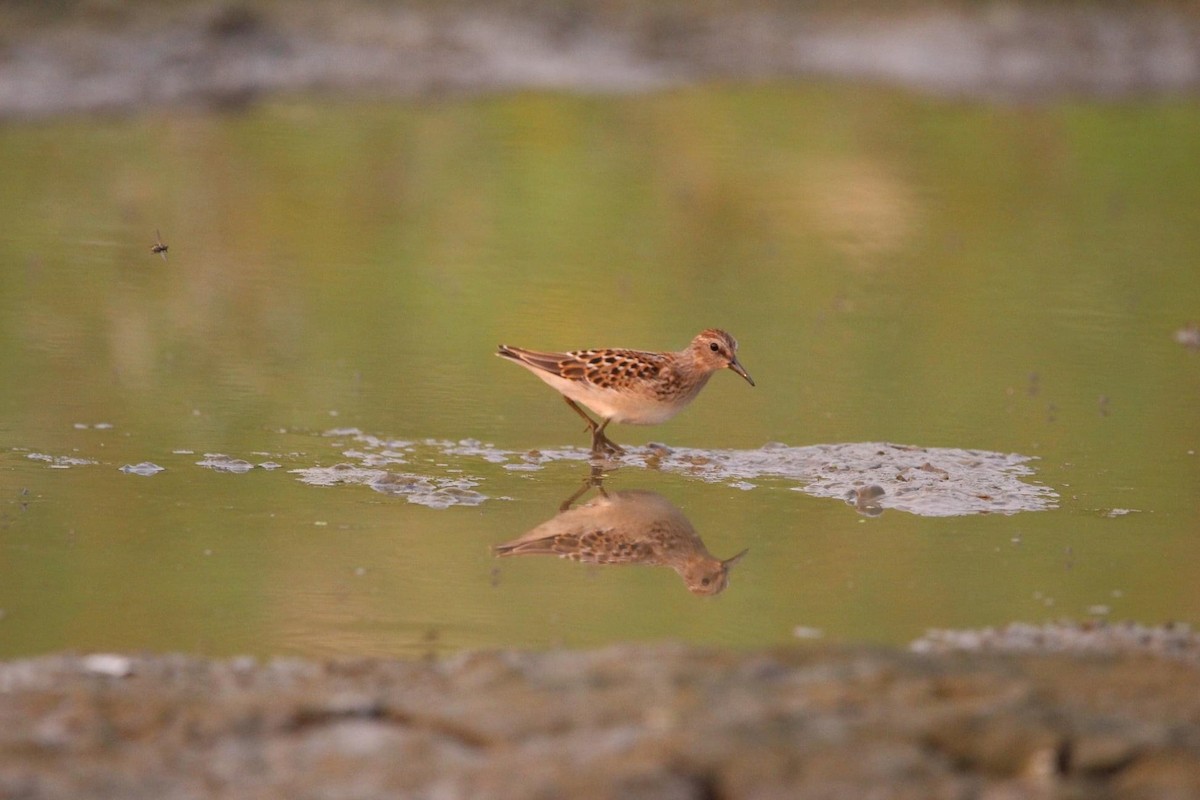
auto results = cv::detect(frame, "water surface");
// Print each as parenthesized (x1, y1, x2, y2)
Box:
(1, 86, 1198, 658)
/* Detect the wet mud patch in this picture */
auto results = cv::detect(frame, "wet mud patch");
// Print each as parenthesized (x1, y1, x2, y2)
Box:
(297, 431, 1057, 516)
(646, 442, 1058, 516)
(316, 434, 1051, 515)
(8, 431, 1056, 516)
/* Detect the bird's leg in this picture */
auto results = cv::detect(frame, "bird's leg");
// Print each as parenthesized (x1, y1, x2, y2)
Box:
(558, 464, 610, 512)
(589, 463, 611, 497)
(591, 418, 625, 457)
(563, 397, 599, 434)
(562, 397, 624, 457)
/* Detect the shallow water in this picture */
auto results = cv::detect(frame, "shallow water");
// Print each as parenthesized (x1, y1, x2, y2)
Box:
(1, 86, 1199, 658)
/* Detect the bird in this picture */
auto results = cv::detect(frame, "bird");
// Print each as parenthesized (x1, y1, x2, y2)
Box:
(496, 328, 754, 456)
(494, 485, 748, 596)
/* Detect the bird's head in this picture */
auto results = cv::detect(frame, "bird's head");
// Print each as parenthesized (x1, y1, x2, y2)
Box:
(690, 329, 754, 386)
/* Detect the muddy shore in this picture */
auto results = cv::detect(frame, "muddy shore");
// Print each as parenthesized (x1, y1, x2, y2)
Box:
(2, 624, 1199, 798)
(2, 1, 1200, 121)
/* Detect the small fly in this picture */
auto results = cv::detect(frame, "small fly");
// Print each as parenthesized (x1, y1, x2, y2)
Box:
(151, 229, 169, 261)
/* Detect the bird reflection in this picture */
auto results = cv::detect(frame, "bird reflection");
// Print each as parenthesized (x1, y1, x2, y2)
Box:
(494, 470, 748, 596)
(844, 484, 886, 517)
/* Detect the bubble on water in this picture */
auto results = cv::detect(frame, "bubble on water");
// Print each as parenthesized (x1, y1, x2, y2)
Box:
(196, 454, 254, 473)
(342, 448, 409, 467)
(323, 427, 364, 437)
(1174, 322, 1200, 350)
(81, 653, 133, 678)
(258, 461, 282, 470)
(291, 464, 489, 509)
(120, 462, 165, 476)
(369, 473, 488, 509)
(27, 453, 97, 469)
(293, 464, 387, 486)
(369, 474, 431, 493)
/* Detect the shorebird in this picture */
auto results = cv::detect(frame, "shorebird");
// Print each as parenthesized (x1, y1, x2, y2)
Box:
(496, 328, 753, 455)
(494, 484, 748, 596)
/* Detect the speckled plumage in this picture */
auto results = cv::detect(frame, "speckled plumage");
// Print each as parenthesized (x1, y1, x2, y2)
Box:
(494, 488, 748, 596)
(497, 329, 754, 455)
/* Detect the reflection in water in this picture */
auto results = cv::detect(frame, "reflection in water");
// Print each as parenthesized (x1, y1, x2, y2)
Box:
(844, 484, 886, 517)
(494, 473, 748, 596)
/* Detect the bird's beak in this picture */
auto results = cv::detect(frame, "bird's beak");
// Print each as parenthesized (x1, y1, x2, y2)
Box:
(728, 358, 755, 387)
(721, 548, 749, 569)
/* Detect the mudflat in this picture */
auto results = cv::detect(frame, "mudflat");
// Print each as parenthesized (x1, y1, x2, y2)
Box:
(2, 631, 1199, 798)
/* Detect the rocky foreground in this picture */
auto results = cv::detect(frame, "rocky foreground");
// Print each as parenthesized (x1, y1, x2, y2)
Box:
(2, 628, 1200, 799)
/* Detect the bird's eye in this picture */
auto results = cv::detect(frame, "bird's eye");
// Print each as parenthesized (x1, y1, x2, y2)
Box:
(709, 342, 720, 353)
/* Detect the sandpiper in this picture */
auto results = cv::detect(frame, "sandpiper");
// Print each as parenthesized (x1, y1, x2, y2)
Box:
(496, 328, 754, 456)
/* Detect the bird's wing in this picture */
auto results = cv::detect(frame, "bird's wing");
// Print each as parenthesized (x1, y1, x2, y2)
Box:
(497, 345, 588, 381)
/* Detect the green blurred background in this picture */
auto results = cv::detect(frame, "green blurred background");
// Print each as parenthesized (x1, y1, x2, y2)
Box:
(1, 82, 1198, 658)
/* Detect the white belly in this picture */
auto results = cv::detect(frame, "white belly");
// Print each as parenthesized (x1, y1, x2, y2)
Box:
(531, 372, 693, 425)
